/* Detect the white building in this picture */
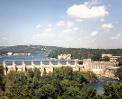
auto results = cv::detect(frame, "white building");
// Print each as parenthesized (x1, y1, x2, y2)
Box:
(58, 54, 71, 60)
(7, 52, 13, 56)
(7, 52, 32, 56)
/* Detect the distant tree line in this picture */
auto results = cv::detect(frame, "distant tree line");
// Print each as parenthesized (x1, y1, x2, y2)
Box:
(48, 48, 122, 61)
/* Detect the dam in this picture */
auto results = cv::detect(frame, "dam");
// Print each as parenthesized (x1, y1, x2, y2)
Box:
(2, 59, 119, 78)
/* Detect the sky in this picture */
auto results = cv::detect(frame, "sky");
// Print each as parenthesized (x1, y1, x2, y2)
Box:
(0, 0, 122, 48)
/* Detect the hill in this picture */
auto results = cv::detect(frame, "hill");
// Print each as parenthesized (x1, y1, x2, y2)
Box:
(0, 45, 63, 55)
(0, 45, 122, 61)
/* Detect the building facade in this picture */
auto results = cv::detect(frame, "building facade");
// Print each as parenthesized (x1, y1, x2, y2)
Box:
(102, 54, 121, 62)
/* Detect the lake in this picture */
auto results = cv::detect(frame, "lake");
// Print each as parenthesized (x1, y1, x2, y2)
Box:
(0, 52, 48, 64)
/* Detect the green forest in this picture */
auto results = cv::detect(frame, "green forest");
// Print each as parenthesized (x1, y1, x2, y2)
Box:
(0, 67, 122, 99)
(48, 48, 122, 60)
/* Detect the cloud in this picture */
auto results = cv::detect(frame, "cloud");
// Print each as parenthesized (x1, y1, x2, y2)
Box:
(90, 31, 98, 37)
(1, 37, 8, 40)
(75, 19, 83, 22)
(100, 18, 105, 22)
(44, 27, 52, 33)
(36, 24, 42, 29)
(56, 20, 79, 33)
(73, 27, 79, 31)
(33, 18, 121, 48)
(35, 24, 54, 38)
(66, 3, 108, 20)
(101, 23, 113, 31)
(47, 24, 53, 27)
(110, 34, 121, 40)
(62, 29, 72, 33)
(56, 20, 74, 29)
(34, 20, 83, 47)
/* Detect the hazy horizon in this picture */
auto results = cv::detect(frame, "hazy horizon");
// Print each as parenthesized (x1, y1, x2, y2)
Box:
(1, 44, 122, 49)
(0, 0, 122, 48)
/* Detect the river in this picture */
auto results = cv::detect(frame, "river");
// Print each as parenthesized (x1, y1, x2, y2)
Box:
(89, 77, 122, 95)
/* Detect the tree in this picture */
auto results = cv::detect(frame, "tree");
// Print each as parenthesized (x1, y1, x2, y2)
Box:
(92, 53, 101, 61)
(102, 56, 110, 61)
(0, 75, 4, 96)
(35, 84, 57, 99)
(80, 85, 97, 99)
(62, 86, 82, 99)
(116, 67, 122, 80)
(53, 67, 73, 80)
(3, 71, 29, 98)
(104, 82, 122, 99)
(0, 67, 99, 98)
(117, 57, 122, 66)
